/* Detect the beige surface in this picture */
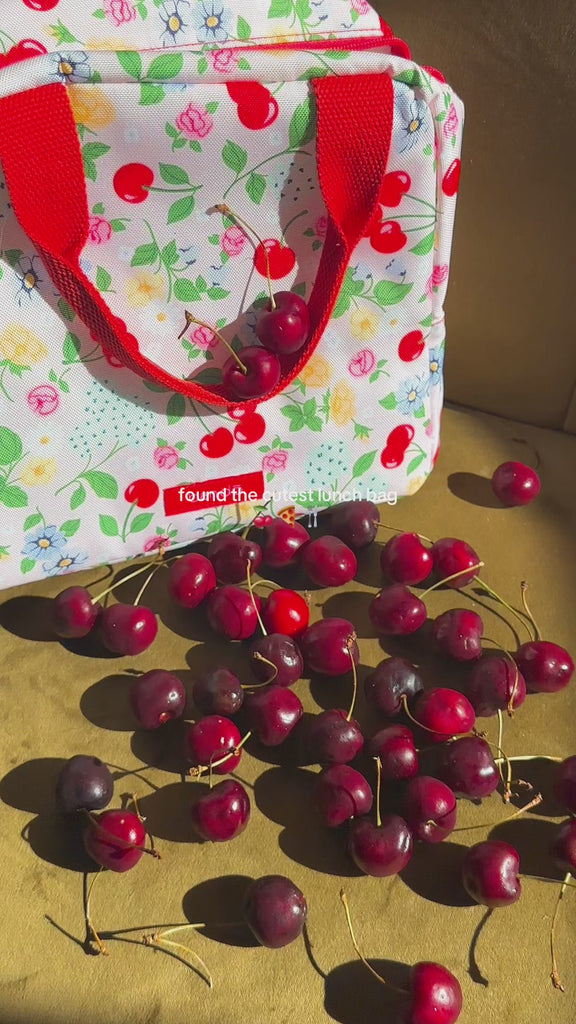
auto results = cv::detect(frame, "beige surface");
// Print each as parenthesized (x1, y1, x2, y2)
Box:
(377, 0, 576, 430)
(1, 405, 576, 1024)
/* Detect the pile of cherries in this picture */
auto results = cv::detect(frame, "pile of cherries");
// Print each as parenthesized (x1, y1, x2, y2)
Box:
(50, 496, 575, 1022)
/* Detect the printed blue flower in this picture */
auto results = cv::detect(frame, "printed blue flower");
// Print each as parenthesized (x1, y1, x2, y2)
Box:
(351, 262, 373, 287)
(22, 525, 66, 561)
(42, 548, 89, 577)
(396, 375, 426, 416)
(15, 256, 43, 306)
(178, 242, 201, 268)
(191, 0, 233, 43)
(429, 346, 445, 386)
(159, 0, 191, 44)
(393, 83, 430, 153)
(48, 51, 91, 85)
(209, 262, 232, 289)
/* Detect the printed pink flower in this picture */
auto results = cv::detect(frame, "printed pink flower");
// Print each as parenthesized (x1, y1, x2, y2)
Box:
(27, 384, 59, 416)
(144, 536, 171, 554)
(315, 215, 328, 239)
(443, 103, 459, 138)
(222, 226, 247, 257)
(351, 0, 371, 13)
(192, 325, 218, 350)
(426, 263, 449, 296)
(104, 0, 137, 26)
(263, 451, 288, 474)
(88, 215, 113, 245)
(154, 446, 180, 470)
(426, 420, 435, 437)
(209, 49, 240, 74)
(175, 103, 214, 140)
(348, 349, 376, 378)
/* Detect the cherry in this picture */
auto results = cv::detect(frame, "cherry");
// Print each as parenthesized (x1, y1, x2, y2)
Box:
(468, 656, 526, 716)
(432, 609, 483, 661)
(514, 641, 574, 693)
(370, 219, 407, 254)
(403, 776, 457, 843)
(254, 240, 296, 280)
(113, 163, 154, 204)
(369, 585, 427, 636)
(431, 537, 481, 589)
(168, 553, 216, 608)
(193, 667, 244, 717)
(223, 346, 281, 401)
(261, 519, 310, 568)
(244, 875, 307, 948)
(462, 840, 521, 908)
(554, 756, 576, 814)
(299, 618, 359, 676)
(52, 586, 101, 639)
(307, 709, 364, 765)
(130, 670, 186, 730)
(551, 819, 576, 875)
(406, 962, 463, 1024)
(300, 535, 358, 587)
(491, 461, 541, 506)
(348, 814, 413, 877)
(379, 170, 411, 207)
(381, 532, 433, 586)
(186, 716, 243, 775)
(100, 603, 158, 656)
(190, 779, 250, 843)
(226, 82, 269, 104)
(206, 586, 261, 641)
(313, 764, 373, 828)
(368, 726, 419, 781)
(124, 478, 160, 509)
(207, 532, 263, 584)
(381, 424, 415, 469)
(413, 688, 475, 744)
(56, 755, 113, 815)
(234, 412, 266, 444)
(237, 94, 279, 130)
(84, 809, 147, 873)
(437, 736, 499, 799)
(399, 330, 426, 362)
(244, 685, 303, 746)
(250, 633, 303, 687)
(442, 158, 461, 197)
(23, 0, 60, 9)
(364, 657, 424, 716)
(0, 40, 47, 67)
(256, 291, 310, 356)
(200, 427, 234, 459)
(330, 500, 379, 550)
(261, 589, 309, 637)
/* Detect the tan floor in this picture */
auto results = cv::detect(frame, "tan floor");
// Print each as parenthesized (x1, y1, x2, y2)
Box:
(1, 405, 575, 1024)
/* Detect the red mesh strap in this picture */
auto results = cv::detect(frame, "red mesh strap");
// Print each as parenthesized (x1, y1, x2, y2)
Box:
(0, 75, 393, 408)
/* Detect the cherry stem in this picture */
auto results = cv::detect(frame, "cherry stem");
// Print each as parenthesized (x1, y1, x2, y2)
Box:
(249, 578, 282, 592)
(376, 522, 432, 545)
(523, 875, 576, 891)
(420, 562, 484, 597)
(189, 731, 252, 779)
(142, 931, 214, 989)
(474, 577, 533, 642)
(246, 560, 267, 637)
(520, 581, 541, 642)
(496, 709, 513, 800)
(91, 561, 154, 605)
(83, 810, 161, 860)
(339, 891, 409, 996)
(374, 757, 382, 829)
(400, 694, 464, 741)
(85, 867, 108, 956)
(105, 762, 160, 793)
(179, 311, 248, 374)
(133, 564, 161, 607)
(426, 792, 543, 834)
(550, 872, 571, 992)
(494, 755, 562, 764)
(215, 204, 275, 310)
(346, 636, 358, 723)
(248, 652, 278, 686)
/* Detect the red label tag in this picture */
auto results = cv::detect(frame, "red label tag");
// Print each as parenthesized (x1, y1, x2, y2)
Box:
(164, 472, 265, 516)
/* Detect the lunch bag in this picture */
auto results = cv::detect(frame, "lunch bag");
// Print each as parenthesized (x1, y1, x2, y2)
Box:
(0, 0, 464, 589)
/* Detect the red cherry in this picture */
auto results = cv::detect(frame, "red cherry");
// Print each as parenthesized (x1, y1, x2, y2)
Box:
(370, 220, 407, 254)
(261, 588, 309, 637)
(234, 412, 266, 444)
(254, 240, 296, 280)
(442, 158, 461, 197)
(226, 81, 269, 104)
(237, 95, 279, 130)
(399, 330, 425, 362)
(113, 163, 154, 204)
(200, 427, 234, 459)
(124, 479, 160, 509)
(380, 424, 415, 469)
(23, 0, 60, 8)
(379, 170, 411, 206)
(0, 40, 47, 67)
(491, 461, 541, 506)
(84, 809, 146, 873)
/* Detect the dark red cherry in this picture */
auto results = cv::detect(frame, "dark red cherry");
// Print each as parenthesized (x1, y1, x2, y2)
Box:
(256, 291, 310, 356)
(368, 726, 419, 781)
(514, 641, 574, 693)
(244, 685, 303, 746)
(437, 737, 499, 799)
(313, 765, 373, 827)
(223, 347, 281, 401)
(554, 756, 576, 814)
(300, 535, 358, 587)
(406, 962, 463, 1024)
(431, 538, 481, 589)
(491, 461, 541, 506)
(432, 609, 483, 661)
(207, 532, 262, 584)
(413, 688, 475, 744)
(168, 553, 217, 608)
(551, 819, 576, 875)
(307, 709, 364, 765)
(462, 840, 521, 907)
(348, 814, 413, 877)
(113, 163, 154, 204)
(130, 670, 186, 729)
(403, 776, 457, 843)
(206, 586, 261, 640)
(364, 658, 424, 716)
(190, 779, 250, 843)
(244, 875, 307, 948)
(185, 716, 242, 775)
(330, 500, 379, 550)
(124, 478, 160, 508)
(250, 633, 303, 687)
(299, 618, 359, 676)
(369, 585, 427, 635)
(261, 588, 309, 637)
(261, 519, 310, 568)
(192, 667, 244, 717)
(56, 755, 113, 815)
(100, 603, 158, 656)
(52, 586, 101, 639)
(380, 532, 433, 586)
(84, 809, 146, 873)
(468, 656, 526, 717)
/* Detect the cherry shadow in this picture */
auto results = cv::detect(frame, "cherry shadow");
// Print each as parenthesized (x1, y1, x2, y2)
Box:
(320, 590, 375, 639)
(400, 840, 477, 907)
(0, 595, 55, 642)
(243, 712, 317, 769)
(182, 875, 259, 947)
(0, 757, 67, 814)
(351, 543, 386, 591)
(324, 959, 411, 1023)
(506, 757, 567, 818)
(487, 817, 564, 879)
(468, 907, 492, 987)
(447, 472, 503, 508)
(185, 638, 252, 684)
(254, 766, 361, 877)
(24, 812, 95, 873)
(80, 673, 139, 732)
(59, 628, 121, 660)
(137, 780, 208, 844)
(130, 719, 191, 778)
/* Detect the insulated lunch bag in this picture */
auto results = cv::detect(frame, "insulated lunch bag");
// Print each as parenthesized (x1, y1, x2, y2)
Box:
(0, 0, 464, 588)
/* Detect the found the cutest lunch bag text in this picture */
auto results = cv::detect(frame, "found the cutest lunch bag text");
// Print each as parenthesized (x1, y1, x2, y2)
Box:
(0, 0, 463, 588)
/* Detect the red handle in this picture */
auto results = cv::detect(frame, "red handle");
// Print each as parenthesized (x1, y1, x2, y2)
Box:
(0, 74, 393, 408)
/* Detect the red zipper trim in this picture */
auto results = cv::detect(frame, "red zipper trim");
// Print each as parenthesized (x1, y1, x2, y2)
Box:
(235, 25, 411, 61)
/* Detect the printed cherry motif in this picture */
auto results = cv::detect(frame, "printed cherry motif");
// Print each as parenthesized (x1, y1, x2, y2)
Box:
(380, 424, 415, 469)
(113, 163, 154, 204)
(254, 240, 296, 280)
(370, 220, 407, 254)
(442, 158, 461, 197)
(238, 95, 279, 131)
(378, 170, 411, 206)
(124, 479, 160, 509)
(234, 412, 266, 445)
(399, 330, 426, 362)
(200, 428, 234, 459)
(23, 0, 60, 8)
(0, 40, 47, 67)
(226, 82, 269, 104)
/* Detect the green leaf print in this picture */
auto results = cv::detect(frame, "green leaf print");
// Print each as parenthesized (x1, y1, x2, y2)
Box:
(58, 298, 75, 323)
(84, 470, 118, 499)
(159, 163, 191, 185)
(130, 513, 154, 535)
(268, 0, 292, 16)
(410, 232, 435, 256)
(21, 558, 36, 574)
(49, 19, 81, 44)
(99, 515, 120, 538)
(407, 453, 427, 476)
(197, 56, 208, 75)
(132, 242, 159, 268)
(96, 267, 113, 292)
(140, 83, 165, 106)
(0, 484, 27, 508)
(289, 97, 315, 150)
(70, 484, 86, 511)
(420, 313, 434, 328)
(62, 334, 81, 365)
(82, 143, 111, 183)
(0, 427, 23, 465)
(23, 512, 43, 532)
(237, 16, 251, 39)
(281, 406, 305, 432)
(168, 195, 196, 225)
(352, 452, 377, 479)
(372, 281, 413, 307)
(379, 393, 398, 411)
(332, 293, 351, 319)
(167, 393, 186, 426)
(222, 141, 248, 175)
(60, 519, 81, 538)
(174, 279, 202, 302)
(246, 172, 267, 205)
(161, 241, 179, 267)
(147, 53, 184, 80)
(117, 52, 143, 79)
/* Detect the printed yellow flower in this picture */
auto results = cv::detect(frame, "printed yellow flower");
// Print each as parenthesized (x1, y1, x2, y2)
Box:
(84, 37, 137, 50)
(126, 271, 165, 308)
(68, 85, 117, 131)
(350, 307, 381, 341)
(330, 380, 357, 427)
(20, 457, 58, 486)
(299, 354, 333, 389)
(407, 475, 427, 496)
(0, 324, 48, 366)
